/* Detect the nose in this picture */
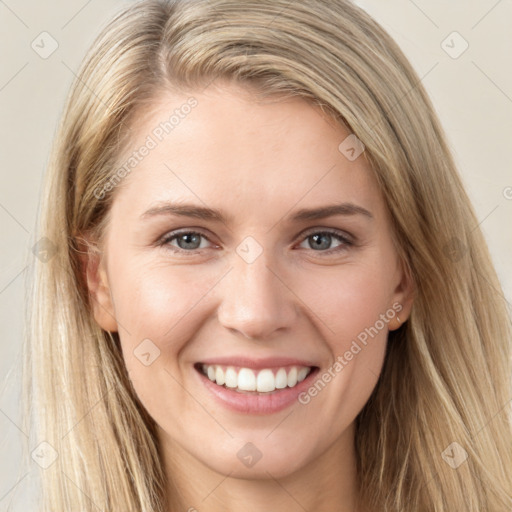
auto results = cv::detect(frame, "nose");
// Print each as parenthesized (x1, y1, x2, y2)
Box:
(216, 251, 298, 340)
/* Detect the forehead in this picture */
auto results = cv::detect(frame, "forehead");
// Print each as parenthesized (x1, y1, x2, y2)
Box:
(110, 82, 382, 222)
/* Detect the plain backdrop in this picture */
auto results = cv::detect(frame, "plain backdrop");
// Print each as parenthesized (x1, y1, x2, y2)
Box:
(1, 0, 511, 509)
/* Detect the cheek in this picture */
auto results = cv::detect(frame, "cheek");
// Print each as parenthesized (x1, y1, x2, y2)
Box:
(110, 261, 220, 343)
(110, 262, 222, 417)
(109, 262, 221, 391)
(292, 261, 392, 408)
(293, 259, 394, 345)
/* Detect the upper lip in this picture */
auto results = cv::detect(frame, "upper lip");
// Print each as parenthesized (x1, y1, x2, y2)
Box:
(197, 356, 318, 370)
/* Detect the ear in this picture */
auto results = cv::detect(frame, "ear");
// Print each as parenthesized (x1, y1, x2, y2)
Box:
(78, 236, 118, 333)
(388, 257, 415, 331)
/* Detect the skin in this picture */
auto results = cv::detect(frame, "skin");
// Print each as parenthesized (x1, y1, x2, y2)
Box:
(86, 80, 414, 512)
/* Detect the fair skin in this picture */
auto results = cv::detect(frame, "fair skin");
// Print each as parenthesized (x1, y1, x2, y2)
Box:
(86, 80, 414, 512)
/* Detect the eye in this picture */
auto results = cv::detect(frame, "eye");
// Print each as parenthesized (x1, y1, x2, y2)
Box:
(158, 228, 354, 256)
(159, 230, 214, 253)
(297, 229, 353, 254)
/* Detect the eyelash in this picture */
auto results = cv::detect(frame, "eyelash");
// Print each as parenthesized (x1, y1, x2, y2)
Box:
(158, 228, 354, 256)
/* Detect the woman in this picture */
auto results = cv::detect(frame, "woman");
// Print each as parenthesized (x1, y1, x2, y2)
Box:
(24, 0, 512, 510)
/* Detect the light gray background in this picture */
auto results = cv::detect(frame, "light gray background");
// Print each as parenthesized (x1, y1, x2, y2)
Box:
(1, 0, 511, 509)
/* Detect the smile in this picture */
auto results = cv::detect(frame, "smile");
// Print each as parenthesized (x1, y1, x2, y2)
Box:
(199, 363, 313, 393)
(194, 360, 320, 414)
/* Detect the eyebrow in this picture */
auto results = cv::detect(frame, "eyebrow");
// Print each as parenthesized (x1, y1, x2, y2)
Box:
(140, 201, 373, 223)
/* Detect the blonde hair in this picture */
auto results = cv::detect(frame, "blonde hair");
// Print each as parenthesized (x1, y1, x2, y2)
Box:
(22, 0, 512, 510)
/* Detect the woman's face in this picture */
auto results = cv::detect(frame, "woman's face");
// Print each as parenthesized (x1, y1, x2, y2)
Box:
(88, 81, 413, 480)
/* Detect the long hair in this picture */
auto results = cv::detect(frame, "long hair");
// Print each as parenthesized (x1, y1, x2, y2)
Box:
(23, 0, 512, 510)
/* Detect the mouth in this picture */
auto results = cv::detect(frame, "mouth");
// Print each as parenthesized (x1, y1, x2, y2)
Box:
(194, 362, 318, 394)
(193, 355, 321, 414)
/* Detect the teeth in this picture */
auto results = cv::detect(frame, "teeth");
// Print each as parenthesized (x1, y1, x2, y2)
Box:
(200, 364, 313, 393)
(287, 367, 297, 387)
(215, 366, 225, 386)
(238, 368, 256, 391)
(275, 368, 288, 389)
(225, 367, 238, 388)
(256, 369, 275, 392)
(297, 367, 309, 382)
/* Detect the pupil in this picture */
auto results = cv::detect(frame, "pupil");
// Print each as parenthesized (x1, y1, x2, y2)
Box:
(178, 233, 201, 250)
(310, 233, 331, 250)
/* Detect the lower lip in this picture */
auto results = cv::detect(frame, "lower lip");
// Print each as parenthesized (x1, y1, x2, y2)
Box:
(195, 366, 320, 415)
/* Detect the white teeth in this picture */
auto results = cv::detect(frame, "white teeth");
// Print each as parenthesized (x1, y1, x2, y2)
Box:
(215, 366, 225, 386)
(287, 367, 298, 387)
(297, 367, 309, 382)
(275, 368, 288, 389)
(238, 368, 256, 391)
(256, 369, 275, 392)
(224, 367, 238, 388)
(200, 364, 313, 393)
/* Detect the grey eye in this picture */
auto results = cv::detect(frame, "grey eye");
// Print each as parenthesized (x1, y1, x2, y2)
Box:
(175, 232, 203, 250)
(300, 232, 346, 251)
(307, 233, 333, 250)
